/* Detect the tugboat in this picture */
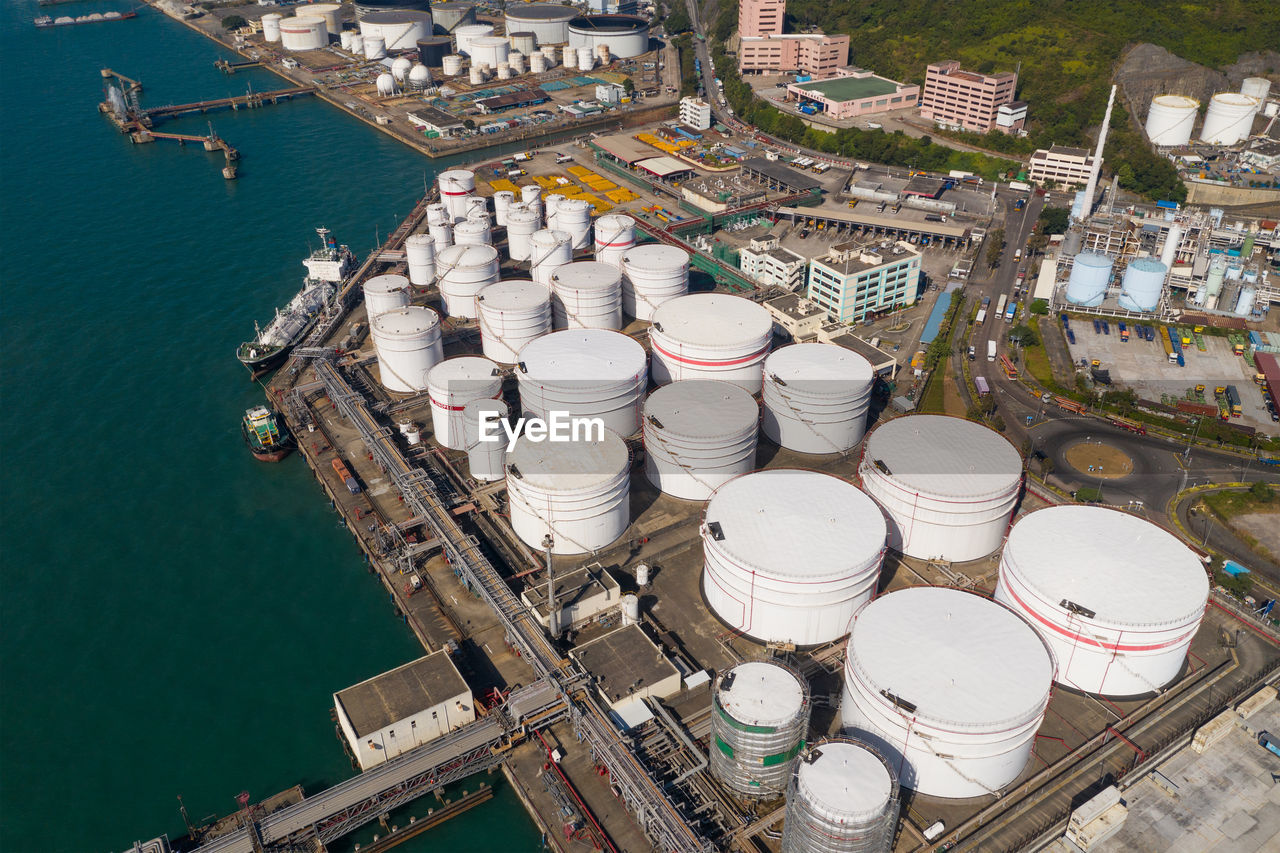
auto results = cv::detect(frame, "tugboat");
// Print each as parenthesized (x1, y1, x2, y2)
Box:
(241, 406, 294, 462)
(236, 227, 356, 378)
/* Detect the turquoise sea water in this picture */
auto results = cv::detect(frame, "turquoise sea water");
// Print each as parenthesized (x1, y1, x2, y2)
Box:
(0, 4, 541, 850)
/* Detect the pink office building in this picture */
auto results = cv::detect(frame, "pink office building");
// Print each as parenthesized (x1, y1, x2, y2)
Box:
(920, 60, 1023, 134)
(739, 33, 850, 79)
(738, 0, 786, 38)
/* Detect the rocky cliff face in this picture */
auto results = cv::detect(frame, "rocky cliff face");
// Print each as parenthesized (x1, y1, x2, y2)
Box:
(1118, 44, 1278, 118)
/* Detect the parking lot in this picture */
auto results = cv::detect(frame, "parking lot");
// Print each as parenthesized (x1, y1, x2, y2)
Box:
(1062, 317, 1278, 433)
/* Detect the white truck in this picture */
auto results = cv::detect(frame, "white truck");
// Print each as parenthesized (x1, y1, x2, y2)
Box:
(987, 340, 997, 361)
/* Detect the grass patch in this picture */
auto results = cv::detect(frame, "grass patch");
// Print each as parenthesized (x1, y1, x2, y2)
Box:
(1202, 485, 1278, 523)
(917, 370, 947, 413)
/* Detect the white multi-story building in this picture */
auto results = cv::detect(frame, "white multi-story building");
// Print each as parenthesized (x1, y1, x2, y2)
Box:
(740, 236, 807, 291)
(807, 242, 920, 323)
(679, 96, 713, 130)
(1029, 144, 1097, 187)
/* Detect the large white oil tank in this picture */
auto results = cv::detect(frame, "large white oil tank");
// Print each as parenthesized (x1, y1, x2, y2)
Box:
(428, 220, 453, 254)
(555, 198, 593, 250)
(649, 293, 773, 394)
(521, 184, 543, 206)
(530, 51, 549, 74)
(505, 429, 631, 555)
(391, 55, 413, 82)
(340, 29, 354, 50)
(1144, 95, 1198, 146)
(465, 195, 488, 220)
(463, 397, 509, 483)
(1236, 286, 1257, 317)
(359, 10, 433, 50)
(404, 234, 436, 287)
(1200, 92, 1260, 145)
(530, 229, 574, 287)
(781, 739, 899, 853)
(280, 16, 327, 51)
(508, 31, 536, 55)
(470, 35, 510, 69)
(1160, 223, 1183, 269)
(1116, 257, 1167, 313)
(508, 52, 525, 76)
(577, 46, 595, 71)
(516, 330, 647, 437)
(438, 169, 476, 222)
(492, 190, 515, 226)
(363, 273, 410, 319)
(549, 262, 623, 330)
(701, 470, 887, 646)
(375, 72, 398, 96)
(363, 35, 387, 60)
(643, 380, 758, 501)
(841, 587, 1055, 798)
(593, 214, 635, 269)
(454, 219, 491, 247)
(567, 14, 649, 59)
(1064, 252, 1112, 307)
(543, 193, 565, 230)
(506, 206, 541, 262)
(261, 12, 283, 42)
(371, 306, 444, 394)
(477, 280, 552, 364)
(426, 356, 501, 450)
(436, 243, 500, 319)
(426, 203, 450, 227)
(711, 661, 811, 799)
(349, 33, 364, 54)
(453, 23, 494, 56)
(996, 506, 1209, 698)
(442, 54, 464, 76)
(295, 3, 341, 35)
(504, 3, 575, 46)
(1241, 77, 1272, 102)
(432, 1, 477, 34)
(859, 415, 1022, 563)
(407, 63, 432, 89)
(621, 244, 689, 319)
(762, 344, 874, 454)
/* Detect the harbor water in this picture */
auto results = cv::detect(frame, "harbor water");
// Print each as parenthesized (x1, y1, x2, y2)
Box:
(0, 3, 541, 850)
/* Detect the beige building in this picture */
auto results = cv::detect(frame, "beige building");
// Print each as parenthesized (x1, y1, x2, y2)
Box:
(1029, 144, 1097, 187)
(738, 34, 849, 79)
(741, 237, 808, 292)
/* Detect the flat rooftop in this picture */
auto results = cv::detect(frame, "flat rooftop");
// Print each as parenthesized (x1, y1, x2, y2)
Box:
(740, 157, 822, 192)
(593, 133, 656, 164)
(825, 331, 898, 372)
(793, 75, 899, 102)
(767, 292, 826, 320)
(336, 651, 469, 738)
(521, 563, 619, 619)
(571, 624, 679, 704)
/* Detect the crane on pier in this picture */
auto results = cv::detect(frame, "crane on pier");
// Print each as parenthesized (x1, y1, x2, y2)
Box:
(100, 68, 143, 119)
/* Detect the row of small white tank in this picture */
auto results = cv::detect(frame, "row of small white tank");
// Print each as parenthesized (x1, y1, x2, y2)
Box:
(1066, 249, 1258, 317)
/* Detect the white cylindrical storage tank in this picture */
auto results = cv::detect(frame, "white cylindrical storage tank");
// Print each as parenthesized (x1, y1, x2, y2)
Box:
(1200, 92, 1260, 145)
(371, 306, 444, 394)
(762, 344, 874, 455)
(996, 506, 1209, 698)
(593, 214, 635, 269)
(859, 415, 1021, 562)
(426, 203, 450, 227)
(509, 52, 525, 75)
(363, 35, 387, 60)
(429, 221, 453, 254)
(1241, 77, 1271, 102)
(470, 36, 509, 69)
(543, 193, 565, 230)
(339, 29, 354, 50)
(711, 661, 811, 799)
(408, 63, 432, 89)
(504, 3, 575, 46)
(1144, 95, 1198, 147)
(280, 16, 327, 51)
(349, 33, 364, 54)
(842, 587, 1055, 798)
(359, 10, 433, 49)
(702, 470, 886, 646)
(376, 72, 398, 96)
(521, 184, 543, 206)
(436, 243, 500, 319)
(621, 592, 640, 625)
(463, 397, 509, 483)
(643, 380, 757, 501)
(621, 244, 688, 319)
(493, 190, 515, 226)
(363, 273, 410, 320)
(530, 51, 548, 73)
(596, 44, 611, 65)
(649, 294, 772, 394)
(530, 228, 574, 287)
(568, 14, 649, 58)
(506, 206, 540, 262)
(1117, 257, 1166, 313)
(468, 66, 485, 86)
(426, 356, 501, 450)
(577, 47, 595, 71)
(296, 3, 341, 35)
(516, 330, 647, 437)
(478, 280, 552, 364)
(496, 62, 512, 79)
(509, 31, 536, 55)
(1064, 252, 1112, 307)
(261, 13, 283, 42)
(391, 55, 413, 82)
(1236, 286, 1257, 317)
(454, 219, 491, 247)
(550, 262, 623, 330)
(555, 198, 592, 250)
(453, 23, 494, 56)
(1266, 101, 1280, 118)
(432, 1, 477, 34)
(442, 53, 464, 75)
(781, 739, 899, 853)
(505, 429, 631, 555)
(1160, 223, 1182, 269)
(404, 234, 437, 287)
(438, 169, 476, 222)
